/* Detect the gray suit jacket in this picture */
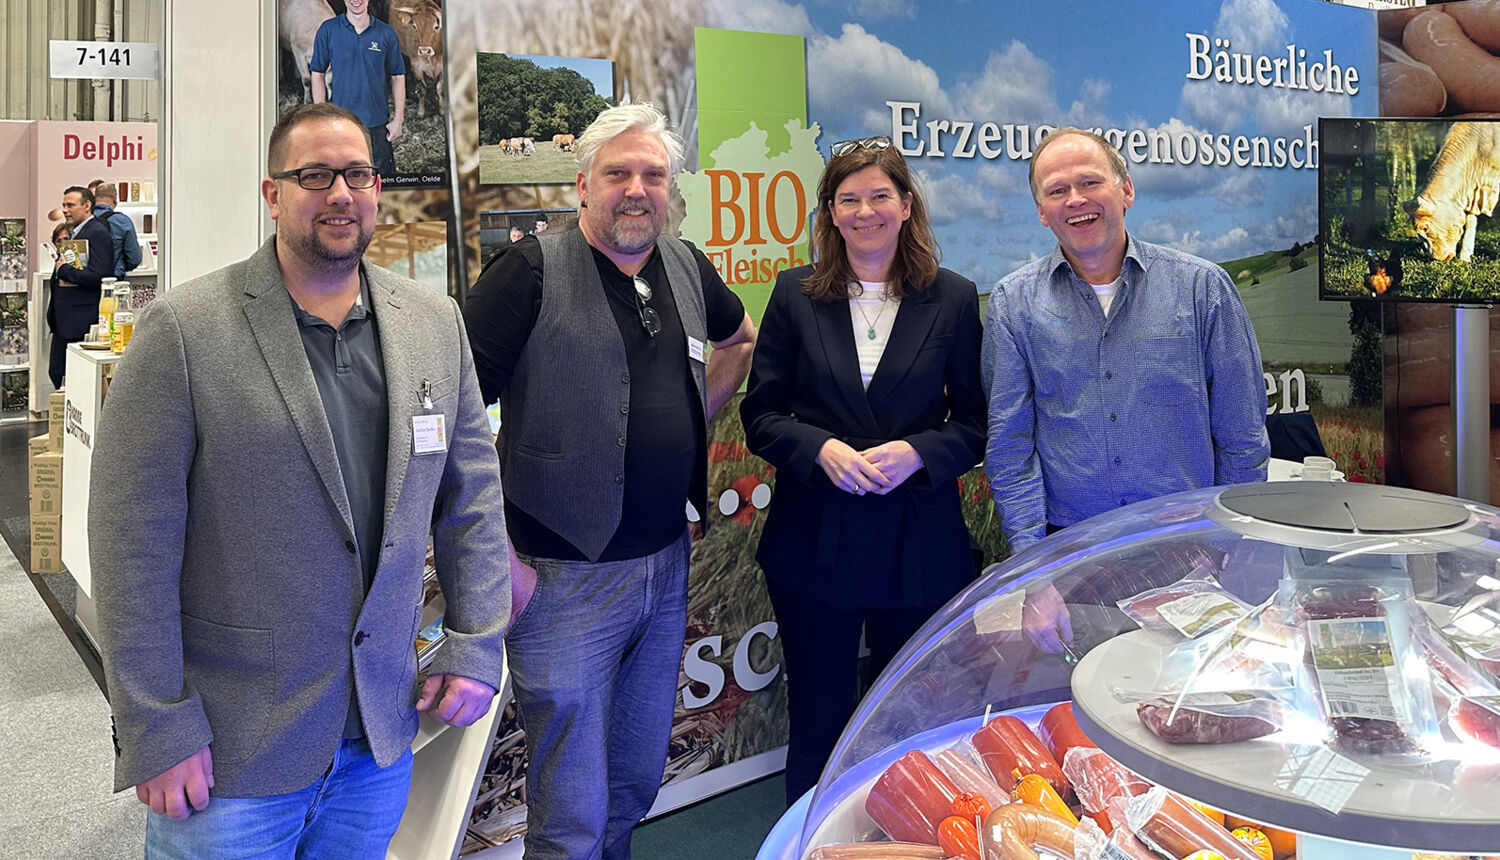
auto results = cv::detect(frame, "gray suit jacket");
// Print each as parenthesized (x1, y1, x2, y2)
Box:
(90, 237, 510, 796)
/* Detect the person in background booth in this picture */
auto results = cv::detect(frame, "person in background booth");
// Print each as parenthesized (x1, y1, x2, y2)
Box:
(982, 127, 1268, 654)
(740, 136, 986, 806)
(89, 103, 510, 857)
(464, 101, 755, 859)
(45, 223, 71, 273)
(91, 182, 143, 277)
(48, 185, 113, 387)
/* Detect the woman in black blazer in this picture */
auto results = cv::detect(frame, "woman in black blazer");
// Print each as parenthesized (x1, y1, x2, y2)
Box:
(740, 136, 985, 805)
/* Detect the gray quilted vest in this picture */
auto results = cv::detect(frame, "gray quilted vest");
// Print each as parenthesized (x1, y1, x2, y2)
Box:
(498, 228, 707, 561)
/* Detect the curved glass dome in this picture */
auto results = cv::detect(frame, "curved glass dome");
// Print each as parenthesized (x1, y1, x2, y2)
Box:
(796, 482, 1500, 857)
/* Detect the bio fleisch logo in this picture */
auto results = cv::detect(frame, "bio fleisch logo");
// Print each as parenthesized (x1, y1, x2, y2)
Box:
(679, 121, 825, 288)
(62, 133, 157, 167)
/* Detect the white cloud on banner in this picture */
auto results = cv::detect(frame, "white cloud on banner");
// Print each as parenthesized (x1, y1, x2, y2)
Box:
(1063, 79, 1115, 129)
(1182, 0, 1291, 130)
(852, 0, 916, 21)
(913, 166, 1004, 225)
(1218, 0, 1292, 51)
(807, 23, 955, 132)
(1274, 208, 1318, 244)
(1128, 118, 1253, 200)
(706, 0, 817, 36)
(1137, 222, 1255, 260)
(1181, 0, 1354, 137)
(1210, 170, 1267, 209)
(952, 42, 1062, 125)
(976, 162, 1028, 197)
(1253, 88, 1352, 139)
(1137, 186, 1312, 256)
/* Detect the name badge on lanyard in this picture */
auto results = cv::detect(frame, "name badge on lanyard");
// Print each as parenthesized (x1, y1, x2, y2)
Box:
(413, 378, 447, 455)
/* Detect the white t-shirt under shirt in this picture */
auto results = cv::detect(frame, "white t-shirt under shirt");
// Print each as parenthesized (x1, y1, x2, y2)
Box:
(849, 280, 901, 389)
(1091, 275, 1123, 316)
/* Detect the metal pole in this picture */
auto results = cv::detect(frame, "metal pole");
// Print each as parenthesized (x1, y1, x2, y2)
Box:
(1454, 305, 1490, 503)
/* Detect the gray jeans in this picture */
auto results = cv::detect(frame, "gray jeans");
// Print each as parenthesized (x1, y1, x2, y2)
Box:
(508, 530, 691, 860)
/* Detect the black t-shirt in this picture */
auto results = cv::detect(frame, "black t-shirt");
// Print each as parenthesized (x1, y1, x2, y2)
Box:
(464, 233, 745, 561)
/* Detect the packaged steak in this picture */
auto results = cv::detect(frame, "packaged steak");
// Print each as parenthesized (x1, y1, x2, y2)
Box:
(1117, 560, 1252, 639)
(1451, 695, 1500, 749)
(1290, 581, 1440, 758)
(1130, 690, 1283, 744)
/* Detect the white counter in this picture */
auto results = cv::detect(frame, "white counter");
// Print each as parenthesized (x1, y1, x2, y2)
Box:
(60, 343, 119, 647)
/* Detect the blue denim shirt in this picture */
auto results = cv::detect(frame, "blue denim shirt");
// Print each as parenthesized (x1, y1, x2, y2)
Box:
(981, 235, 1268, 552)
(93, 204, 140, 277)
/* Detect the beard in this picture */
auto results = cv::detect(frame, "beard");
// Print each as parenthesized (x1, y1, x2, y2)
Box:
(596, 198, 664, 256)
(283, 218, 373, 273)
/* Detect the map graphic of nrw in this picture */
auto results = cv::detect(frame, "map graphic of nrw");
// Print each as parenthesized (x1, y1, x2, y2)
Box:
(679, 120, 827, 322)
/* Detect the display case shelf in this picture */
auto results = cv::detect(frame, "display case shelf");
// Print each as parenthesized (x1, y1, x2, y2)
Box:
(757, 482, 1500, 860)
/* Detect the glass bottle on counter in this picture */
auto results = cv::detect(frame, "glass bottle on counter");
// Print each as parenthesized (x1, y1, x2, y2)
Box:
(111, 280, 134, 353)
(111, 307, 134, 353)
(113, 279, 131, 312)
(98, 277, 118, 337)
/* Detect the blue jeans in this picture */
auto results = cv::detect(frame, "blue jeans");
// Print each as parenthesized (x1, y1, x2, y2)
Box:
(144, 737, 412, 859)
(508, 531, 691, 860)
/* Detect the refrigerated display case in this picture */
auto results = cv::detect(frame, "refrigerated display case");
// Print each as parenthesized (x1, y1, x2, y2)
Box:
(758, 482, 1500, 860)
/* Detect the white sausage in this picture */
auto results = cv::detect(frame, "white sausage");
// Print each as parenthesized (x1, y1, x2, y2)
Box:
(1404, 9, 1500, 113)
(1379, 6, 1427, 41)
(982, 804, 1076, 860)
(1379, 39, 1446, 117)
(808, 843, 947, 860)
(1447, 0, 1500, 52)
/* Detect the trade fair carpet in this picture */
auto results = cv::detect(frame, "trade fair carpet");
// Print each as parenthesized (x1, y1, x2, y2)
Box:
(0, 537, 144, 857)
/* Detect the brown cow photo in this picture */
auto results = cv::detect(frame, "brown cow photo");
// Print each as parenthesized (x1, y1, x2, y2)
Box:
(475, 52, 614, 186)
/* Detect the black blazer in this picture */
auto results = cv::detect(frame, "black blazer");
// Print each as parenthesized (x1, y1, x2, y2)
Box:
(741, 265, 985, 610)
(48, 216, 114, 340)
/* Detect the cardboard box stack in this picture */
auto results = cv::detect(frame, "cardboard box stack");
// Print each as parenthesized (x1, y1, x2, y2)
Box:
(30, 389, 66, 574)
(47, 389, 65, 451)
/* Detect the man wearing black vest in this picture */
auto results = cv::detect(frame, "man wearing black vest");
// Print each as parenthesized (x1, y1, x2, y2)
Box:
(464, 102, 755, 860)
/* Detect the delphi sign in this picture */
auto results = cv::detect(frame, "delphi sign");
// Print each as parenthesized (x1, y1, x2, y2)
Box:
(62, 133, 157, 168)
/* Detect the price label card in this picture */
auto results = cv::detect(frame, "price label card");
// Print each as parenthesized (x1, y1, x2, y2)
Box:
(50, 41, 160, 81)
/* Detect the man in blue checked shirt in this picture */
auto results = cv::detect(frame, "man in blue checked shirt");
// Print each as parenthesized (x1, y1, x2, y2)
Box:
(982, 127, 1268, 652)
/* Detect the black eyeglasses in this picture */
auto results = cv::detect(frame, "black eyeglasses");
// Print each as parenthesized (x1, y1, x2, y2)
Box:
(271, 165, 380, 190)
(829, 136, 893, 158)
(632, 276, 661, 338)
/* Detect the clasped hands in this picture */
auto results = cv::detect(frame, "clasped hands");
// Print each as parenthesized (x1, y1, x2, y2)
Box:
(816, 438, 923, 496)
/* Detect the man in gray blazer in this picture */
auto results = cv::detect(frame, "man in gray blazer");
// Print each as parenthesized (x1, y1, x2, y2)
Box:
(89, 103, 510, 857)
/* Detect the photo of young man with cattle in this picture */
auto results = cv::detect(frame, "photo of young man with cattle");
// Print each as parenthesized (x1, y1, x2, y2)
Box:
(277, 0, 451, 188)
(475, 53, 614, 185)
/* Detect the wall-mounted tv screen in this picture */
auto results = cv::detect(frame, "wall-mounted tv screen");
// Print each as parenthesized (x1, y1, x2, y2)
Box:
(1320, 117, 1500, 304)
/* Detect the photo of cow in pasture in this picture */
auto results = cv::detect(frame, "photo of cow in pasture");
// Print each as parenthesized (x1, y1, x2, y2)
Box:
(1321, 118, 1500, 304)
(476, 52, 614, 186)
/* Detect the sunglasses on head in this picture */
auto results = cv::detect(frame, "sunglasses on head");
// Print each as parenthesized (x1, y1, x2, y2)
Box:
(829, 136, 893, 158)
